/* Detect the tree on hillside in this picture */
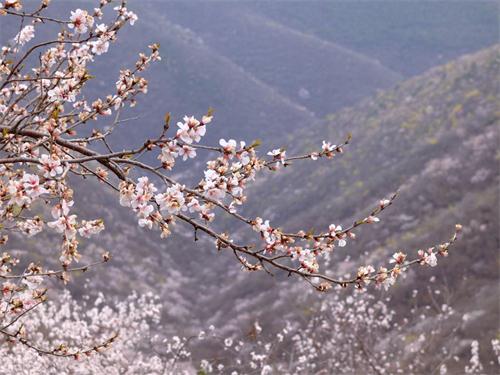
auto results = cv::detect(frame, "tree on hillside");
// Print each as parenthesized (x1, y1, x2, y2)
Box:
(2, 286, 497, 374)
(0, 0, 461, 365)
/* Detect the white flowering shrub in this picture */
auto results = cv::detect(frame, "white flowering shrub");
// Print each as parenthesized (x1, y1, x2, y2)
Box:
(0, 291, 164, 374)
(0, 0, 463, 363)
(1, 287, 497, 374)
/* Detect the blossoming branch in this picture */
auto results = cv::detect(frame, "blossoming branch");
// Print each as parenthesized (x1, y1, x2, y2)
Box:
(0, 0, 461, 358)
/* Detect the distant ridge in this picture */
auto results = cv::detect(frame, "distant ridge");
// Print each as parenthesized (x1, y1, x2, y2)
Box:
(243, 11, 401, 76)
(109, 10, 321, 150)
(149, 2, 403, 116)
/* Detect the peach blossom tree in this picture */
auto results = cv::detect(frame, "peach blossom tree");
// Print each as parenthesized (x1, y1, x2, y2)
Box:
(0, 0, 461, 360)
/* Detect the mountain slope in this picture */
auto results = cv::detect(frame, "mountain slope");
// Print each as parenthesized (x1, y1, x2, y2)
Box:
(151, 2, 402, 116)
(3, 3, 499, 368)
(247, 1, 499, 77)
(0, 1, 320, 151)
(233, 45, 499, 343)
(64, 45, 498, 336)
(88, 13, 320, 151)
(19, 44, 496, 327)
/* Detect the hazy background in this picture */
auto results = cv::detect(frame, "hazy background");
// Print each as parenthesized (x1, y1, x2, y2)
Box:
(2, 0, 499, 372)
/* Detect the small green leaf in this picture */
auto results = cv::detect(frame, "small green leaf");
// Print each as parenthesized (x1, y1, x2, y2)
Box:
(250, 139, 262, 148)
(164, 112, 171, 127)
(51, 107, 60, 120)
(12, 205, 23, 216)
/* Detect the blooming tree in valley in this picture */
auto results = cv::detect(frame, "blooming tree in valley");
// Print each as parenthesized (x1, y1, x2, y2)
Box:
(0, 0, 462, 360)
(2, 287, 498, 374)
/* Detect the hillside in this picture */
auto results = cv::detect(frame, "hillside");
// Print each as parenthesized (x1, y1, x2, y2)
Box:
(150, 2, 402, 116)
(130, 12, 318, 147)
(12, 46, 498, 348)
(234, 45, 500, 359)
(3, 1, 495, 150)
(0, 1, 320, 151)
(246, 1, 499, 77)
(2, 3, 499, 371)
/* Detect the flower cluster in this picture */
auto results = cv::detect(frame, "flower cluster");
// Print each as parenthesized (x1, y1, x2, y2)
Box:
(14, 25, 35, 46)
(119, 177, 159, 230)
(69, 9, 94, 34)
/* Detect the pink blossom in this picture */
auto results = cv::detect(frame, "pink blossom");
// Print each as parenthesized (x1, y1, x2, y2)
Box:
(158, 140, 179, 167)
(220, 139, 237, 154)
(390, 251, 407, 265)
(51, 200, 74, 219)
(48, 214, 77, 239)
(267, 148, 286, 165)
(380, 199, 391, 208)
(322, 141, 336, 153)
(17, 218, 43, 237)
(155, 184, 185, 214)
(178, 145, 196, 160)
(69, 9, 94, 34)
(366, 215, 380, 224)
(7, 179, 30, 207)
(22, 174, 48, 198)
(90, 39, 109, 55)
